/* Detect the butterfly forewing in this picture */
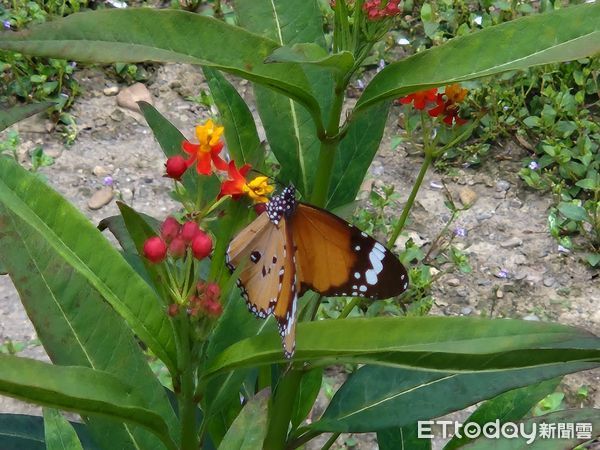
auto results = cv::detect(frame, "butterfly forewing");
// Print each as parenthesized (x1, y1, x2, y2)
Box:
(292, 203, 409, 299)
(226, 213, 283, 318)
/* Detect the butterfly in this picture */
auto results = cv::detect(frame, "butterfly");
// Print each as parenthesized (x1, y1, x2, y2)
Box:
(226, 186, 409, 357)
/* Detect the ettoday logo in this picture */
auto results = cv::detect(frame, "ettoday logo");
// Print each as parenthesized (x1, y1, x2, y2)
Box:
(417, 419, 593, 444)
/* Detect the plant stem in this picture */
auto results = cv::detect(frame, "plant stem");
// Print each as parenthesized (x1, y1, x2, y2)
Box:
(178, 315, 198, 450)
(263, 368, 303, 450)
(340, 296, 361, 318)
(388, 112, 434, 247)
(310, 81, 346, 207)
(321, 433, 341, 450)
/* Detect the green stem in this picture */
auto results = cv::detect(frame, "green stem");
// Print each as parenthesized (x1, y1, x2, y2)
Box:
(388, 113, 434, 248)
(263, 368, 303, 450)
(340, 297, 361, 318)
(321, 433, 341, 450)
(178, 315, 198, 450)
(311, 82, 346, 207)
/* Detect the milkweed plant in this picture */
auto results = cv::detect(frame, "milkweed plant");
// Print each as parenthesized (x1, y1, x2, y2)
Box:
(0, 1, 599, 449)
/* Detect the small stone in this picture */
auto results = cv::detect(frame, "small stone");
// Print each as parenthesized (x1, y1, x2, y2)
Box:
(500, 237, 523, 248)
(429, 181, 443, 190)
(430, 267, 440, 277)
(523, 314, 540, 321)
(543, 277, 555, 287)
(459, 187, 478, 207)
(493, 191, 506, 199)
(461, 307, 473, 316)
(87, 187, 113, 210)
(496, 289, 504, 299)
(92, 165, 108, 177)
(495, 180, 510, 192)
(446, 278, 460, 287)
(103, 86, 119, 96)
(116, 82, 153, 113)
(514, 271, 527, 281)
(510, 198, 523, 209)
(476, 211, 494, 221)
(110, 108, 125, 122)
(94, 117, 107, 128)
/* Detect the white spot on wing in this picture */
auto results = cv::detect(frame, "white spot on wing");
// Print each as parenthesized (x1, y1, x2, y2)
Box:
(354, 272, 360, 279)
(369, 251, 384, 274)
(359, 285, 367, 292)
(365, 269, 377, 285)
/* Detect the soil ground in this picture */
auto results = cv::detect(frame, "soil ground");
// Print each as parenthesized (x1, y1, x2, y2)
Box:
(1, 63, 598, 449)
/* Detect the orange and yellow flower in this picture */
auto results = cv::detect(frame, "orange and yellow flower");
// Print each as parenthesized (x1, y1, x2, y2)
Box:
(218, 161, 274, 203)
(182, 119, 228, 175)
(399, 88, 438, 110)
(428, 84, 468, 126)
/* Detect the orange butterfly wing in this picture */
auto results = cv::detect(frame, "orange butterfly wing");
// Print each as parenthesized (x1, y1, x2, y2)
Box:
(291, 203, 409, 299)
(226, 212, 298, 357)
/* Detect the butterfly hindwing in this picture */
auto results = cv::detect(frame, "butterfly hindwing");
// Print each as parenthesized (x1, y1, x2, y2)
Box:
(292, 203, 409, 298)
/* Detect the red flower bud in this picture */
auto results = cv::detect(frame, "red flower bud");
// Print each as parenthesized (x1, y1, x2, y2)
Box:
(181, 221, 201, 243)
(160, 216, 181, 243)
(165, 155, 188, 180)
(143, 236, 167, 263)
(199, 297, 222, 317)
(167, 303, 179, 317)
(168, 236, 187, 258)
(191, 231, 213, 260)
(205, 282, 220, 300)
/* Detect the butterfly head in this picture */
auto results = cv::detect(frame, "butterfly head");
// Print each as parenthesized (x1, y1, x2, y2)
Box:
(266, 185, 297, 225)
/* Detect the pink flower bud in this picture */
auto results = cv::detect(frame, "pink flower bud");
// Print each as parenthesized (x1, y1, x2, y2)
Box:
(199, 297, 222, 317)
(167, 303, 179, 317)
(160, 216, 180, 243)
(181, 221, 201, 243)
(205, 282, 220, 300)
(191, 231, 213, 260)
(143, 236, 167, 263)
(165, 156, 188, 180)
(168, 236, 187, 258)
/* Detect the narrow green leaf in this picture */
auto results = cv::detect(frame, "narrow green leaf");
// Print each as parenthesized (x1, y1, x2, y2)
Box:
(218, 390, 269, 450)
(327, 101, 391, 209)
(0, 10, 321, 126)
(43, 408, 83, 450)
(0, 355, 176, 450)
(0, 195, 179, 448)
(462, 408, 600, 449)
(0, 414, 97, 450)
(356, 3, 600, 112)
(0, 102, 53, 132)
(0, 157, 177, 375)
(265, 44, 354, 74)
(203, 68, 263, 167)
(291, 368, 323, 429)
(444, 378, 561, 449)
(234, 0, 334, 198)
(557, 201, 589, 222)
(314, 363, 589, 432)
(202, 317, 600, 380)
(378, 423, 431, 450)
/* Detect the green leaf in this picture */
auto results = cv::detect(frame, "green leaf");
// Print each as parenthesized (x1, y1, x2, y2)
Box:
(0, 102, 53, 132)
(218, 390, 269, 450)
(462, 408, 600, 449)
(356, 3, 600, 112)
(557, 201, 589, 222)
(327, 101, 391, 209)
(0, 355, 177, 450)
(0, 157, 177, 374)
(0, 190, 179, 448)
(313, 363, 593, 432)
(291, 368, 323, 429)
(265, 44, 354, 74)
(43, 408, 83, 450)
(0, 414, 97, 450)
(444, 378, 561, 449)
(202, 316, 600, 380)
(0, 10, 321, 128)
(203, 68, 263, 167)
(575, 178, 598, 191)
(378, 423, 431, 450)
(234, 0, 334, 198)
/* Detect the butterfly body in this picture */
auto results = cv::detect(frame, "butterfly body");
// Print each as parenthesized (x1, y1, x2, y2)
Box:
(226, 186, 408, 357)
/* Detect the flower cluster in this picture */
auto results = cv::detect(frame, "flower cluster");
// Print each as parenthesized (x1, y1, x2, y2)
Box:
(399, 84, 469, 126)
(188, 282, 222, 318)
(143, 216, 213, 264)
(165, 119, 274, 204)
(363, 0, 401, 20)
